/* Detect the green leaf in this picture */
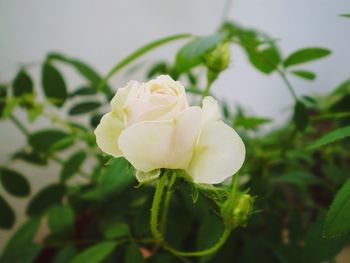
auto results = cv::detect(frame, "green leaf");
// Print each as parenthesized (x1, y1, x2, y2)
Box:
(247, 47, 280, 74)
(90, 113, 103, 128)
(102, 221, 129, 239)
(0, 218, 42, 263)
(284, 47, 331, 67)
(330, 79, 350, 97)
(291, 70, 316, 81)
(53, 245, 77, 263)
(0, 167, 30, 197)
(234, 116, 271, 130)
(304, 217, 349, 262)
(0, 195, 15, 229)
(293, 100, 309, 131)
(41, 62, 68, 107)
(29, 129, 69, 153)
(308, 125, 350, 150)
(176, 33, 225, 72)
(147, 62, 169, 79)
(0, 85, 7, 118)
(70, 241, 118, 263)
(324, 178, 350, 237)
(48, 53, 112, 97)
(48, 204, 74, 235)
(70, 86, 97, 97)
(49, 135, 75, 152)
(125, 243, 145, 263)
(13, 70, 34, 97)
(272, 171, 320, 185)
(100, 33, 191, 91)
(26, 184, 65, 216)
(340, 13, 350, 18)
(100, 158, 135, 196)
(60, 151, 86, 182)
(68, 101, 101, 115)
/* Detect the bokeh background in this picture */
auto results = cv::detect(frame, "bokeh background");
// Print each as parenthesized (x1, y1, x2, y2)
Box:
(1, 0, 350, 250)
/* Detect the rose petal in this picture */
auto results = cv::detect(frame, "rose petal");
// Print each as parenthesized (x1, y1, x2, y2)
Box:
(202, 96, 221, 125)
(118, 107, 201, 172)
(135, 169, 161, 184)
(94, 112, 124, 157)
(186, 120, 245, 184)
(111, 80, 139, 115)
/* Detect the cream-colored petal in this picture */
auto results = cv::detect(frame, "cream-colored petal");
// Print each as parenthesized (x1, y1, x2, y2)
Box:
(118, 107, 201, 172)
(94, 112, 124, 157)
(111, 80, 139, 115)
(135, 169, 160, 184)
(186, 121, 245, 184)
(202, 96, 221, 125)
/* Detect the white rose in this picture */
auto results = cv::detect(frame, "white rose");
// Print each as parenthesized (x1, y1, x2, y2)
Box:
(94, 75, 245, 184)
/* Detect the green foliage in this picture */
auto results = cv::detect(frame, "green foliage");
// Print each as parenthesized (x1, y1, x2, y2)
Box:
(29, 129, 70, 153)
(284, 47, 331, 67)
(308, 125, 350, 149)
(0, 167, 30, 197)
(60, 151, 86, 182)
(125, 243, 145, 263)
(291, 70, 316, 81)
(68, 101, 101, 115)
(0, 195, 15, 229)
(13, 70, 34, 97)
(293, 100, 309, 131)
(48, 204, 75, 235)
(70, 241, 119, 263)
(324, 178, 350, 237)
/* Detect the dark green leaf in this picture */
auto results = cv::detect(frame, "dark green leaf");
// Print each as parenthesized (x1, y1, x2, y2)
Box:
(100, 158, 135, 196)
(70, 241, 118, 263)
(100, 34, 191, 91)
(324, 178, 350, 237)
(247, 47, 280, 74)
(0, 195, 15, 229)
(101, 221, 129, 239)
(13, 70, 34, 96)
(0, 85, 7, 118)
(49, 135, 75, 152)
(176, 33, 225, 72)
(308, 125, 350, 150)
(284, 47, 331, 67)
(90, 113, 103, 128)
(0, 218, 42, 263)
(272, 171, 320, 185)
(60, 151, 86, 182)
(70, 86, 97, 97)
(291, 70, 316, 81)
(125, 243, 145, 263)
(48, 204, 74, 235)
(340, 13, 350, 18)
(53, 245, 77, 263)
(41, 62, 68, 107)
(68, 101, 101, 115)
(304, 218, 349, 262)
(0, 167, 30, 197)
(147, 62, 169, 79)
(293, 100, 309, 131)
(29, 129, 69, 153)
(26, 184, 65, 216)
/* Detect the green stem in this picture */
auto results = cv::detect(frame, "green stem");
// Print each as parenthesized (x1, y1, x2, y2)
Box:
(10, 115, 29, 136)
(277, 68, 297, 101)
(150, 172, 167, 242)
(160, 172, 177, 234)
(201, 71, 217, 103)
(163, 228, 232, 257)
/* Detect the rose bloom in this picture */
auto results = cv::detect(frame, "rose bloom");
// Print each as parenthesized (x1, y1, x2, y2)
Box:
(94, 75, 245, 184)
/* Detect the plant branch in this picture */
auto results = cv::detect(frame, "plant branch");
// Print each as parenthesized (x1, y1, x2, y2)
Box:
(277, 68, 297, 101)
(160, 172, 177, 234)
(10, 115, 29, 136)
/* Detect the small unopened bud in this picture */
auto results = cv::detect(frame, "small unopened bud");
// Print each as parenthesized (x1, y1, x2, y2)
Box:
(204, 42, 231, 73)
(221, 193, 254, 229)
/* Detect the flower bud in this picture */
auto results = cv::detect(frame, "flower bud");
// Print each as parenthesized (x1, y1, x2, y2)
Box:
(221, 193, 254, 229)
(204, 42, 231, 73)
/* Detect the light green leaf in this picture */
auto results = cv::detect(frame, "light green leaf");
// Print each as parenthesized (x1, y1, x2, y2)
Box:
(308, 125, 350, 150)
(100, 34, 191, 90)
(42, 62, 68, 107)
(68, 101, 101, 115)
(176, 33, 225, 72)
(291, 70, 316, 81)
(70, 241, 118, 263)
(284, 47, 331, 67)
(0, 167, 30, 197)
(60, 151, 86, 182)
(0, 85, 7, 118)
(125, 243, 145, 263)
(0, 195, 15, 229)
(48, 205, 74, 235)
(324, 178, 350, 237)
(330, 79, 350, 97)
(135, 169, 160, 184)
(26, 184, 65, 216)
(100, 158, 135, 196)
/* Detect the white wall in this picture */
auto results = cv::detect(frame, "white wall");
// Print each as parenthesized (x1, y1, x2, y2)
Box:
(0, 0, 349, 248)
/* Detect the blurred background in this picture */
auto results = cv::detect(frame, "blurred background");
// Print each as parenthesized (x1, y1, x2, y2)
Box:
(0, 0, 349, 251)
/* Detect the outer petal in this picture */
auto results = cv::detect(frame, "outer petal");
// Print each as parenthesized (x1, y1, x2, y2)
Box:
(202, 96, 221, 125)
(94, 112, 124, 157)
(118, 107, 201, 172)
(111, 80, 139, 115)
(186, 120, 245, 184)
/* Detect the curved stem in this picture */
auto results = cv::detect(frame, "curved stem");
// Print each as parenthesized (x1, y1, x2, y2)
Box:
(163, 228, 232, 257)
(150, 172, 167, 242)
(160, 172, 177, 234)
(277, 68, 297, 101)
